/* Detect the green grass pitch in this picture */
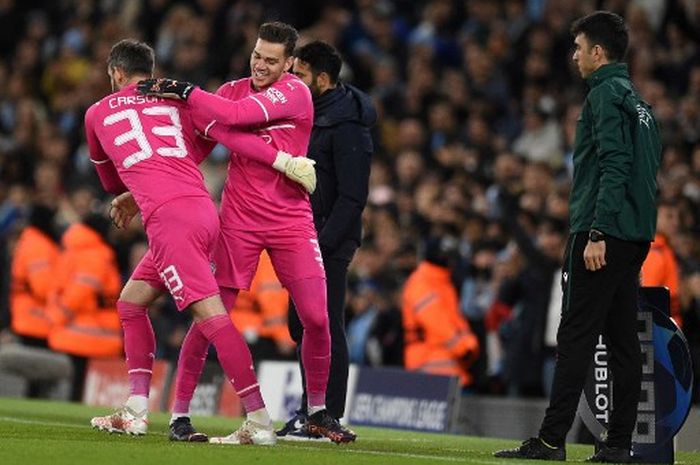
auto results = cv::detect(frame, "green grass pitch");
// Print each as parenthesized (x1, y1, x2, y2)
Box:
(0, 397, 698, 465)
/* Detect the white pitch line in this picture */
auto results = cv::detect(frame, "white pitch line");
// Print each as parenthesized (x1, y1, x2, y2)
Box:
(359, 437, 477, 452)
(250, 444, 475, 463)
(0, 416, 85, 429)
(359, 437, 434, 442)
(298, 446, 512, 465)
(0, 416, 168, 436)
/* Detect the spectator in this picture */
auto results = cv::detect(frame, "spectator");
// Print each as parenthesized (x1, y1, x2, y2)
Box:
(512, 101, 564, 169)
(9, 203, 60, 342)
(231, 251, 295, 362)
(490, 191, 567, 397)
(641, 200, 682, 325)
(402, 234, 479, 388)
(346, 280, 381, 365)
(46, 213, 122, 356)
(46, 213, 122, 400)
(460, 240, 501, 391)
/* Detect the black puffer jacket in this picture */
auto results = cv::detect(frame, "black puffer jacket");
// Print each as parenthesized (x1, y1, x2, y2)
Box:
(309, 83, 376, 258)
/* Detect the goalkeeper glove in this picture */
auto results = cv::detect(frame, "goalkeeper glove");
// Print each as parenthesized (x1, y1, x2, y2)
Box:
(272, 151, 317, 194)
(137, 78, 196, 100)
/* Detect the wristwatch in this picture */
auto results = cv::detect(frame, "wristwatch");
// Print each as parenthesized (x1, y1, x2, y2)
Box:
(589, 229, 605, 243)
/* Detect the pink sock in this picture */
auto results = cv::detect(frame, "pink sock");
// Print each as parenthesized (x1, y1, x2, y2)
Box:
(287, 277, 330, 408)
(117, 301, 155, 397)
(196, 314, 265, 413)
(172, 287, 240, 414)
(172, 322, 209, 414)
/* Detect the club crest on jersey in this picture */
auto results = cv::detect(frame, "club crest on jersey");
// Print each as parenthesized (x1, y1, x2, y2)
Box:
(263, 87, 287, 105)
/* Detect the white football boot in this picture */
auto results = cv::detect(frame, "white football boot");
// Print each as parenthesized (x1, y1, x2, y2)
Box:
(209, 419, 277, 445)
(90, 406, 148, 435)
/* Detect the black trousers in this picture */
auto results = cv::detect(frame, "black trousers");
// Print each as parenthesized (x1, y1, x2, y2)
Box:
(539, 233, 650, 449)
(288, 241, 355, 419)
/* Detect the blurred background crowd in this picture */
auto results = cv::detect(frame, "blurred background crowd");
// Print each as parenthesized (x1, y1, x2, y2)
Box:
(1, 0, 700, 401)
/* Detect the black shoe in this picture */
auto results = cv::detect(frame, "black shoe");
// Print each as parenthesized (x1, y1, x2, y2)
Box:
(276, 412, 330, 441)
(276, 412, 307, 437)
(306, 409, 356, 444)
(169, 417, 208, 442)
(494, 437, 566, 461)
(586, 444, 634, 463)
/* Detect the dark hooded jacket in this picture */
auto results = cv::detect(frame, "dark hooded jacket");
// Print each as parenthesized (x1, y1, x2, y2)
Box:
(308, 83, 376, 259)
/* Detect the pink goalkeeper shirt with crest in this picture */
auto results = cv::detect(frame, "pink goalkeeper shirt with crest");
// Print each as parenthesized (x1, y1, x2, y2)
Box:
(189, 72, 314, 232)
(84, 84, 211, 225)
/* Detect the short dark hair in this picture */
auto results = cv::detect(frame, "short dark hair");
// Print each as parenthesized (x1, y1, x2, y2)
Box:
(107, 39, 155, 76)
(295, 40, 343, 84)
(258, 21, 299, 57)
(570, 10, 629, 62)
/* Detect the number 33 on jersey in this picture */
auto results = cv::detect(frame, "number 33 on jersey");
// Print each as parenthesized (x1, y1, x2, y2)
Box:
(84, 84, 211, 224)
(104, 105, 187, 168)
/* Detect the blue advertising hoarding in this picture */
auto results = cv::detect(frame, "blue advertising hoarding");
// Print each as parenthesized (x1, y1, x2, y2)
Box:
(348, 366, 459, 432)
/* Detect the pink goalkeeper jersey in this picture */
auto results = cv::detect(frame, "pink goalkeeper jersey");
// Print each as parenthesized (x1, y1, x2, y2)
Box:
(85, 84, 210, 225)
(189, 72, 314, 232)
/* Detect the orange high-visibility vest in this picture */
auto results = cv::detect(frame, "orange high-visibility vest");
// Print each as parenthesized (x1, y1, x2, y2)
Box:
(10, 226, 60, 339)
(402, 261, 479, 386)
(641, 233, 681, 327)
(230, 251, 292, 345)
(47, 223, 122, 358)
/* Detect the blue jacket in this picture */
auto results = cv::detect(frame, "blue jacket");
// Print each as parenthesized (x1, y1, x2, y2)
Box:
(309, 83, 377, 258)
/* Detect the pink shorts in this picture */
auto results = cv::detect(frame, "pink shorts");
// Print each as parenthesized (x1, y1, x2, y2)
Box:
(213, 222, 326, 290)
(132, 196, 220, 311)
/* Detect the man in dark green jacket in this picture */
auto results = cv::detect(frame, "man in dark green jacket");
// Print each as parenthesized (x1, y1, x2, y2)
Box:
(495, 11, 661, 464)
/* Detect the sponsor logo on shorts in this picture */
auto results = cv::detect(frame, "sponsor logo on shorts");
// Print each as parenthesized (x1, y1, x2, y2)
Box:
(160, 264, 184, 301)
(310, 239, 324, 270)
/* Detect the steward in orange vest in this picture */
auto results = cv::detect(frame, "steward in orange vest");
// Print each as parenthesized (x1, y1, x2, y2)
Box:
(47, 214, 122, 358)
(10, 205, 60, 341)
(231, 251, 294, 360)
(642, 233, 680, 323)
(641, 201, 681, 326)
(402, 237, 479, 386)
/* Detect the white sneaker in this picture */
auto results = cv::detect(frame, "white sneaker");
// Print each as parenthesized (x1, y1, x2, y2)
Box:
(90, 406, 148, 435)
(209, 420, 277, 445)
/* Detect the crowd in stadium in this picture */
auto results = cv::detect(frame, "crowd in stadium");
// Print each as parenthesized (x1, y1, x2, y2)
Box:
(1, 0, 700, 402)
